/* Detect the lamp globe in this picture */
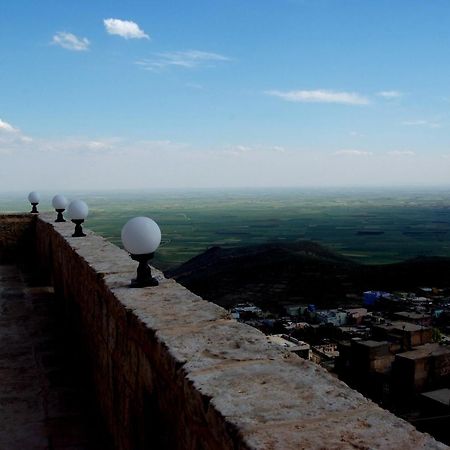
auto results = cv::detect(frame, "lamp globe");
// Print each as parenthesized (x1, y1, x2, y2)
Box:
(121, 217, 161, 255)
(67, 200, 89, 237)
(121, 217, 161, 287)
(52, 195, 68, 222)
(28, 191, 40, 213)
(67, 200, 88, 220)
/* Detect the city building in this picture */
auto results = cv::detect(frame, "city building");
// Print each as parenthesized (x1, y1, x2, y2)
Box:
(393, 343, 450, 396)
(267, 334, 311, 359)
(373, 321, 433, 350)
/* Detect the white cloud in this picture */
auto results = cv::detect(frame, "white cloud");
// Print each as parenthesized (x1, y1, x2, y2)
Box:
(3, 131, 450, 190)
(52, 32, 90, 51)
(0, 123, 33, 153)
(229, 145, 253, 155)
(0, 119, 19, 133)
(85, 140, 114, 151)
(334, 149, 373, 156)
(349, 131, 364, 137)
(388, 150, 415, 156)
(219, 144, 287, 157)
(28, 137, 190, 157)
(402, 119, 441, 129)
(0, 119, 33, 145)
(377, 90, 403, 99)
(137, 50, 230, 71)
(221, 145, 254, 157)
(186, 82, 204, 90)
(134, 139, 188, 153)
(37, 137, 121, 154)
(265, 89, 369, 105)
(103, 18, 149, 40)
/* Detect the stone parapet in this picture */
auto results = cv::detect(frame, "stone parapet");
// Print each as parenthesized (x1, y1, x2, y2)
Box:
(3, 213, 448, 449)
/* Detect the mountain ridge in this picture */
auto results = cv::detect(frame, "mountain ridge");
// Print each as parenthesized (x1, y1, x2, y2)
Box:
(166, 241, 450, 310)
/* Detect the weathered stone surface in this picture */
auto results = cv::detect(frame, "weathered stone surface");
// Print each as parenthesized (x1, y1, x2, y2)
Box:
(4, 213, 447, 450)
(239, 407, 446, 450)
(189, 356, 369, 424)
(164, 322, 284, 370)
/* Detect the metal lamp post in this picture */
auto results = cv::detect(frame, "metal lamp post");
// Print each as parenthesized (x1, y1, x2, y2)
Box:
(121, 217, 161, 287)
(67, 200, 89, 237)
(28, 191, 40, 214)
(52, 195, 68, 222)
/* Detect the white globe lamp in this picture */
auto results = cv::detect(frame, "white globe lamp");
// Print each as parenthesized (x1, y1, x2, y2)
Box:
(52, 195, 68, 222)
(28, 191, 40, 214)
(67, 200, 89, 237)
(121, 217, 161, 287)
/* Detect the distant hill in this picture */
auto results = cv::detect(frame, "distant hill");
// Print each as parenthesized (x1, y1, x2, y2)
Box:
(165, 241, 450, 311)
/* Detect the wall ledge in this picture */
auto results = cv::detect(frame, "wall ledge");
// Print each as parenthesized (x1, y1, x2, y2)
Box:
(27, 213, 449, 449)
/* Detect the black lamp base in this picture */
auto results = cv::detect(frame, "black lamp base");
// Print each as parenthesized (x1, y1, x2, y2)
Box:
(30, 203, 39, 214)
(130, 253, 159, 287)
(72, 219, 86, 237)
(130, 277, 159, 288)
(55, 209, 66, 222)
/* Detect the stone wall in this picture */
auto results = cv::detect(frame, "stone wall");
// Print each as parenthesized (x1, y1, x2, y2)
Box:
(3, 213, 448, 449)
(0, 214, 34, 263)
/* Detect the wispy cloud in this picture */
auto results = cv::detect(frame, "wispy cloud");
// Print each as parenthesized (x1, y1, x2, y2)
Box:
(137, 50, 231, 71)
(186, 82, 204, 90)
(225, 145, 253, 156)
(85, 140, 115, 151)
(36, 137, 122, 154)
(388, 150, 415, 156)
(52, 32, 90, 51)
(4, 127, 450, 190)
(34, 137, 189, 156)
(402, 119, 441, 129)
(0, 126, 188, 157)
(377, 90, 403, 99)
(103, 18, 149, 40)
(334, 149, 373, 156)
(0, 119, 19, 133)
(265, 89, 369, 105)
(218, 144, 287, 157)
(0, 119, 32, 147)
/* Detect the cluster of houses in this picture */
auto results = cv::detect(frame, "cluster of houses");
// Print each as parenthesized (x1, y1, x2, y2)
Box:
(229, 286, 450, 433)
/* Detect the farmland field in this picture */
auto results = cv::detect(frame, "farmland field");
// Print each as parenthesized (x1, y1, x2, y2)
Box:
(2, 187, 450, 271)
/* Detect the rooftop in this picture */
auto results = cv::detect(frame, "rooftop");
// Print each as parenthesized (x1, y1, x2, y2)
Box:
(377, 321, 429, 333)
(357, 340, 390, 348)
(267, 334, 310, 351)
(421, 389, 450, 407)
(395, 311, 430, 320)
(396, 343, 450, 361)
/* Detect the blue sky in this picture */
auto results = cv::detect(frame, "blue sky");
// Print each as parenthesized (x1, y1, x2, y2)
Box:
(1, 0, 450, 190)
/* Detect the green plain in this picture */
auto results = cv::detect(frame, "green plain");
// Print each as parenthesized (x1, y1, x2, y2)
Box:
(2, 188, 450, 271)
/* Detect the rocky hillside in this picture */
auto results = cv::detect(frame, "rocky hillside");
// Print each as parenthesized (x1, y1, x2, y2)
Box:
(166, 241, 450, 311)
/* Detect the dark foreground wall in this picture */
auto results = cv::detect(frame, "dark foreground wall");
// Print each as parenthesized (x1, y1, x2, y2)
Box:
(0, 214, 34, 263)
(2, 213, 447, 449)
